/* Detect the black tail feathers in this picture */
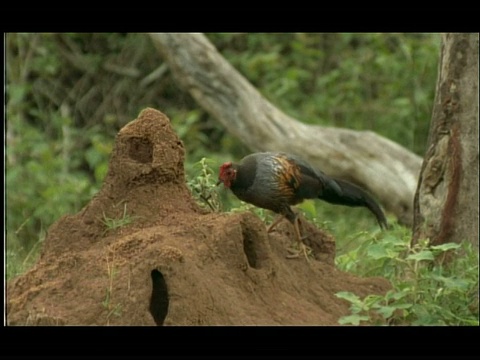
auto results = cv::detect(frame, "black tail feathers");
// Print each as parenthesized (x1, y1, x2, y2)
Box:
(320, 178, 388, 230)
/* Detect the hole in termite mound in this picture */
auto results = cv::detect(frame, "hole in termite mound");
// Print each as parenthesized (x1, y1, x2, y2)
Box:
(149, 269, 169, 325)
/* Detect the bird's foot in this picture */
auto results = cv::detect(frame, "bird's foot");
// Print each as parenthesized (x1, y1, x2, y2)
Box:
(267, 215, 284, 233)
(301, 233, 312, 241)
(286, 242, 313, 261)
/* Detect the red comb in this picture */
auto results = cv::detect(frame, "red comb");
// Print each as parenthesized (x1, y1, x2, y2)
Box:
(219, 162, 232, 174)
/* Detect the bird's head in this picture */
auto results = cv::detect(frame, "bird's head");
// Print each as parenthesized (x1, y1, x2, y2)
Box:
(217, 161, 237, 188)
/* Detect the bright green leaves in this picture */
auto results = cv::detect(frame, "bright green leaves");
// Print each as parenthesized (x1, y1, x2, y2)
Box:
(336, 235, 478, 326)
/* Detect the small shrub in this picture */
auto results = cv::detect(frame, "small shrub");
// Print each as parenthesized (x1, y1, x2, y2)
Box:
(187, 157, 222, 212)
(336, 228, 479, 326)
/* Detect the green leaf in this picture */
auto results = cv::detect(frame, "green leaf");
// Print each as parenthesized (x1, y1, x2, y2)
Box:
(430, 243, 461, 252)
(430, 275, 470, 291)
(376, 306, 397, 318)
(377, 302, 413, 319)
(391, 303, 414, 310)
(367, 244, 390, 260)
(406, 250, 434, 262)
(382, 233, 409, 248)
(384, 289, 410, 302)
(338, 314, 370, 325)
(335, 291, 361, 305)
(363, 294, 383, 308)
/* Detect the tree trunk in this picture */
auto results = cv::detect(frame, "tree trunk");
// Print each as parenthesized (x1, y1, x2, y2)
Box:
(149, 33, 423, 225)
(413, 33, 479, 247)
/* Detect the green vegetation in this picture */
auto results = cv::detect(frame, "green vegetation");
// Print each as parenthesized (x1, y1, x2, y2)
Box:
(102, 249, 123, 325)
(335, 235, 478, 325)
(188, 157, 223, 212)
(8, 33, 476, 325)
(101, 202, 136, 236)
(208, 33, 438, 155)
(189, 158, 479, 326)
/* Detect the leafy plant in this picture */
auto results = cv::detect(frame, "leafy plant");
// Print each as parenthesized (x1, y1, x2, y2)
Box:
(102, 250, 123, 325)
(6, 33, 440, 280)
(101, 202, 136, 235)
(6, 236, 44, 280)
(335, 230, 479, 325)
(207, 33, 439, 155)
(187, 157, 222, 212)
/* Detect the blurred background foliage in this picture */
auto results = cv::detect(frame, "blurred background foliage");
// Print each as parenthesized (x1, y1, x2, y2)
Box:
(6, 33, 440, 278)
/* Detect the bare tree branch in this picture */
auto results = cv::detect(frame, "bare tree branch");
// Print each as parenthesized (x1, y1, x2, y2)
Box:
(150, 33, 423, 225)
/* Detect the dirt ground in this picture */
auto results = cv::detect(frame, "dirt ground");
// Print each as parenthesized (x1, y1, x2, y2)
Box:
(6, 108, 390, 325)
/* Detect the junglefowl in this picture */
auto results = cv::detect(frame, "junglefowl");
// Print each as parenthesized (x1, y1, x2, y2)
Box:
(217, 152, 387, 260)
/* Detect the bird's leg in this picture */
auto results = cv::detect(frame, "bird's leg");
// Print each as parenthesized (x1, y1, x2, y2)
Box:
(267, 214, 285, 233)
(283, 208, 312, 261)
(286, 217, 311, 261)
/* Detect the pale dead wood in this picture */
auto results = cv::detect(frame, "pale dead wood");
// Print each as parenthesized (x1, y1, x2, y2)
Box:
(150, 33, 423, 225)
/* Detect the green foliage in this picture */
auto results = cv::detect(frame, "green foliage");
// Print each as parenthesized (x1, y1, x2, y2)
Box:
(101, 202, 136, 235)
(10, 34, 464, 327)
(187, 157, 222, 212)
(6, 112, 98, 247)
(6, 33, 439, 281)
(186, 157, 274, 224)
(335, 229, 479, 326)
(207, 33, 439, 155)
(186, 158, 478, 326)
(6, 233, 44, 280)
(102, 250, 123, 325)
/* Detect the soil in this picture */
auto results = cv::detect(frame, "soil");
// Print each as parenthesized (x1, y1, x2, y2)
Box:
(6, 108, 390, 326)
